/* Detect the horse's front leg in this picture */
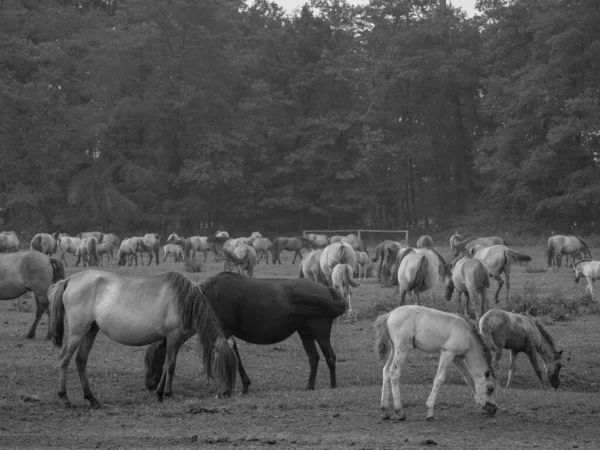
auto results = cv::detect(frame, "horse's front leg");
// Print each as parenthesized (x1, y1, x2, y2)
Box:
(492, 273, 504, 303)
(506, 349, 519, 388)
(425, 350, 455, 420)
(389, 344, 410, 421)
(298, 333, 320, 390)
(75, 323, 101, 408)
(586, 277, 594, 298)
(525, 349, 546, 389)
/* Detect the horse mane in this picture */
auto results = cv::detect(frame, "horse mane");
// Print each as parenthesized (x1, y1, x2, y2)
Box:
(532, 318, 559, 355)
(469, 322, 495, 373)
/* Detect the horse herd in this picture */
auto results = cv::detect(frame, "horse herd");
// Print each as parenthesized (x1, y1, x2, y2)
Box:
(0, 228, 595, 421)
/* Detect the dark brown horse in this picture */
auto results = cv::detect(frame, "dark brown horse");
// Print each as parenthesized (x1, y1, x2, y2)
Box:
(145, 272, 347, 394)
(0, 251, 64, 339)
(270, 236, 313, 264)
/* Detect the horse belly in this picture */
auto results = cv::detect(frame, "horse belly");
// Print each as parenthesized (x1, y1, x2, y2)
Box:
(0, 281, 26, 299)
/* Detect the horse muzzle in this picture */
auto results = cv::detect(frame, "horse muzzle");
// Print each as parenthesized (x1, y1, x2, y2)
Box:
(550, 377, 560, 389)
(482, 402, 497, 417)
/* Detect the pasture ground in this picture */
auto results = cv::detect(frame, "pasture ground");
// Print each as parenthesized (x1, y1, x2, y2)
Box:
(1, 245, 600, 449)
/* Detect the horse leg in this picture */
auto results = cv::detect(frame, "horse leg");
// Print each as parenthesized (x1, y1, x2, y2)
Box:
(203, 249, 209, 263)
(452, 357, 477, 398)
(380, 347, 395, 420)
(75, 323, 101, 408)
(26, 294, 48, 339)
(525, 348, 546, 389)
(504, 268, 511, 303)
(387, 343, 410, 421)
(57, 329, 86, 407)
(586, 277, 594, 297)
(298, 332, 320, 390)
(492, 273, 504, 303)
(425, 350, 455, 420)
(399, 288, 408, 305)
(315, 332, 337, 389)
(61, 252, 69, 267)
(230, 339, 251, 394)
(506, 349, 519, 388)
(292, 250, 300, 264)
(155, 334, 185, 401)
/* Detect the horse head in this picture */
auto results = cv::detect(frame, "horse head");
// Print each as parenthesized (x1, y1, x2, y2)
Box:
(546, 350, 563, 389)
(475, 369, 499, 417)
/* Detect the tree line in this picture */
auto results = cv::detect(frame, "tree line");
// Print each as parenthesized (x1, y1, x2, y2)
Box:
(1, 0, 599, 239)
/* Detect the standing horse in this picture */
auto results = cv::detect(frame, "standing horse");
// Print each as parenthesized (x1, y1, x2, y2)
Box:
(469, 245, 531, 302)
(450, 232, 506, 257)
(140, 233, 160, 265)
(97, 242, 114, 264)
(0, 251, 64, 339)
(0, 231, 20, 252)
(374, 305, 498, 421)
(101, 233, 120, 248)
(372, 240, 405, 284)
(355, 251, 371, 280)
(30, 233, 58, 255)
(416, 235, 434, 248)
(77, 231, 104, 243)
(479, 309, 563, 389)
(306, 233, 330, 249)
(390, 247, 448, 306)
(219, 244, 257, 277)
(320, 242, 357, 287)
(445, 256, 490, 321)
(117, 238, 141, 266)
(169, 233, 213, 263)
(573, 259, 600, 298)
(546, 235, 592, 270)
(298, 249, 325, 283)
(48, 270, 237, 408)
(144, 272, 348, 394)
(249, 237, 273, 264)
(55, 234, 82, 267)
(331, 264, 359, 312)
(270, 236, 313, 264)
(163, 243, 184, 262)
(75, 236, 99, 267)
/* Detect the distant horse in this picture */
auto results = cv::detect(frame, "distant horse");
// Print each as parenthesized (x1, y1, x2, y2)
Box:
(55, 234, 82, 267)
(215, 230, 230, 238)
(355, 251, 371, 280)
(469, 245, 531, 302)
(573, 259, 600, 298)
(340, 234, 367, 253)
(169, 233, 213, 263)
(479, 309, 563, 389)
(372, 240, 405, 284)
(306, 233, 330, 249)
(219, 244, 257, 277)
(374, 305, 498, 421)
(101, 233, 120, 248)
(77, 231, 104, 243)
(117, 238, 141, 266)
(0, 231, 19, 252)
(546, 235, 592, 270)
(144, 272, 347, 394)
(270, 237, 313, 264)
(298, 249, 325, 284)
(48, 270, 238, 408)
(141, 233, 160, 265)
(450, 232, 506, 257)
(97, 242, 115, 264)
(331, 264, 359, 312)
(329, 235, 344, 244)
(445, 256, 490, 321)
(320, 242, 357, 286)
(249, 237, 273, 264)
(30, 233, 58, 255)
(75, 236, 99, 267)
(0, 251, 64, 339)
(416, 235, 433, 248)
(163, 243, 184, 262)
(390, 247, 448, 306)
(250, 231, 262, 239)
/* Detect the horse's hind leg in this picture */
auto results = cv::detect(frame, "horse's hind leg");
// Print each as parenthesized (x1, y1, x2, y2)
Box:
(298, 333, 320, 390)
(506, 350, 519, 388)
(425, 350, 454, 420)
(292, 250, 300, 264)
(57, 329, 86, 407)
(389, 343, 410, 421)
(75, 323, 101, 408)
(315, 332, 337, 389)
(26, 294, 48, 340)
(492, 273, 504, 303)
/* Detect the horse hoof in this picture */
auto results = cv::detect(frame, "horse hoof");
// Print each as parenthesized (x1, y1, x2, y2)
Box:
(426, 416, 434, 421)
(156, 393, 164, 403)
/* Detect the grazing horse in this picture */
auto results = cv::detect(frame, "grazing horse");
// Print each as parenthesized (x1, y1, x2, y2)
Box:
(450, 232, 506, 257)
(77, 231, 104, 243)
(469, 245, 531, 302)
(372, 240, 405, 284)
(215, 230, 230, 238)
(169, 233, 213, 263)
(390, 247, 448, 306)
(355, 251, 371, 280)
(48, 270, 238, 408)
(320, 242, 357, 287)
(0, 251, 64, 339)
(101, 233, 120, 248)
(374, 305, 498, 421)
(573, 259, 600, 298)
(341, 234, 368, 253)
(445, 256, 490, 321)
(144, 272, 347, 394)
(479, 309, 563, 389)
(0, 231, 19, 252)
(331, 264, 359, 312)
(306, 233, 330, 249)
(546, 235, 592, 270)
(117, 238, 141, 266)
(249, 237, 273, 264)
(298, 249, 325, 284)
(55, 234, 82, 266)
(30, 233, 58, 255)
(219, 244, 257, 277)
(139, 233, 160, 265)
(75, 236, 99, 267)
(270, 236, 313, 264)
(97, 242, 114, 264)
(416, 235, 434, 248)
(163, 243, 184, 262)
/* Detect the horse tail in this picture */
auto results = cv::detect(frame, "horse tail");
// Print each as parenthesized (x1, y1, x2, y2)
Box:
(299, 261, 305, 278)
(49, 257, 65, 282)
(89, 237, 98, 266)
(48, 278, 69, 347)
(345, 264, 360, 288)
(372, 243, 382, 263)
(407, 255, 428, 291)
(30, 234, 42, 252)
(144, 339, 167, 391)
(546, 238, 555, 267)
(373, 312, 392, 363)
(505, 248, 532, 267)
(474, 261, 490, 290)
(430, 247, 449, 277)
(390, 248, 413, 286)
(169, 273, 237, 395)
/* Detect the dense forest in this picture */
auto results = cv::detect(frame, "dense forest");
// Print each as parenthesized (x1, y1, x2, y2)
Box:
(1, 0, 599, 239)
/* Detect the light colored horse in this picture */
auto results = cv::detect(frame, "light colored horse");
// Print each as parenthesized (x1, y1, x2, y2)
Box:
(162, 243, 184, 262)
(75, 236, 99, 267)
(320, 242, 357, 286)
(306, 233, 330, 249)
(479, 309, 563, 389)
(469, 245, 531, 302)
(0, 230, 19, 252)
(298, 249, 325, 283)
(97, 242, 115, 264)
(450, 232, 506, 257)
(77, 231, 104, 243)
(444, 256, 490, 321)
(116, 238, 141, 266)
(546, 235, 592, 270)
(331, 264, 359, 312)
(390, 247, 447, 306)
(220, 244, 257, 277)
(329, 235, 344, 244)
(573, 259, 600, 298)
(55, 234, 82, 266)
(248, 237, 273, 264)
(141, 233, 160, 265)
(416, 235, 433, 248)
(270, 236, 313, 264)
(340, 233, 367, 253)
(372, 240, 406, 284)
(101, 233, 120, 248)
(374, 305, 498, 421)
(30, 233, 58, 255)
(355, 251, 371, 280)
(250, 231, 262, 239)
(47, 270, 238, 407)
(215, 230, 230, 238)
(186, 236, 213, 262)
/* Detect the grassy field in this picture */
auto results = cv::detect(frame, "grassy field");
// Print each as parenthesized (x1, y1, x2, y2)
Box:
(1, 244, 600, 449)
